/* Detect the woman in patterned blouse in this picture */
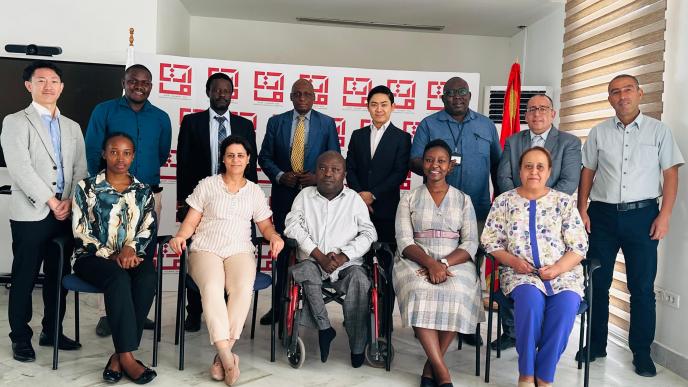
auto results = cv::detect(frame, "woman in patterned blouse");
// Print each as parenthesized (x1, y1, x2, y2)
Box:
(481, 147, 588, 387)
(72, 132, 157, 384)
(169, 136, 284, 386)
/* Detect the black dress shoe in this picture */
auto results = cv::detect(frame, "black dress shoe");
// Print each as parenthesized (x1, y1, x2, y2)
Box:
(123, 360, 157, 384)
(420, 375, 437, 387)
(143, 318, 155, 330)
(38, 331, 82, 350)
(259, 309, 274, 326)
(633, 352, 657, 377)
(490, 334, 516, 350)
(103, 355, 123, 383)
(459, 332, 483, 346)
(184, 315, 201, 332)
(575, 346, 607, 363)
(12, 341, 36, 362)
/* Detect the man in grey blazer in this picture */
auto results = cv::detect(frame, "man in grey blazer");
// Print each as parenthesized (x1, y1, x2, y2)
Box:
(492, 94, 582, 351)
(1, 61, 88, 362)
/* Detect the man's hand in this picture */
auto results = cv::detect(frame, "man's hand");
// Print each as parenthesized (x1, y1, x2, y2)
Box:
(114, 246, 142, 269)
(329, 252, 349, 268)
(53, 199, 72, 221)
(579, 208, 591, 234)
(279, 172, 300, 188)
(312, 249, 336, 274)
(298, 172, 317, 187)
(650, 213, 671, 240)
(359, 192, 375, 206)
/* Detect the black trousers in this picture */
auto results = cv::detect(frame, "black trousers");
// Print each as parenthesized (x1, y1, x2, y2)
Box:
(74, 256, 156, 353)
(8, 213, 72, 343)
(587, 201, 659, 355)
(272, 210, 290, 318)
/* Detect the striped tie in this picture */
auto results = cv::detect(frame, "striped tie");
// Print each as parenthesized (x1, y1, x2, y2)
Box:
(531, 135, 545, 148)
(291, 115, 306, 173)
(216, 116, 227, 145)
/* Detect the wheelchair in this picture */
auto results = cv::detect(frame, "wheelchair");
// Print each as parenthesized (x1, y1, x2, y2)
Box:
(281, 238, 395, 370)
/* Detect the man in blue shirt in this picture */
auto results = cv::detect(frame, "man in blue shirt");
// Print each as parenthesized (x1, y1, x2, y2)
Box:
(410, 76, 501, 346)
(84, 64, 172, 336)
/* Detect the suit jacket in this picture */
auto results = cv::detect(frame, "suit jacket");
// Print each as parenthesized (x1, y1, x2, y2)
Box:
(497, 126, 582, 195)
(346, 124, 411, 222)
(1, 105, 88, 221)
(258, 109, 340, 215)
(176, 109, 258, 205)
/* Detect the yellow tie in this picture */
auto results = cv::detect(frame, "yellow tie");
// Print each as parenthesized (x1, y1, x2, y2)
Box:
(291, 115, 306, 173)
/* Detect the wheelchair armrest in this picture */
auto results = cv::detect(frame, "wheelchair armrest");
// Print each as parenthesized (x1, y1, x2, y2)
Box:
(372, 241, 382, 251)
(285, 237, 298, 248)
(252, 236, 267, 246)
(52, 235, 71, 249)
(0, 185, 10, 195)
(157, 235, 173, 246)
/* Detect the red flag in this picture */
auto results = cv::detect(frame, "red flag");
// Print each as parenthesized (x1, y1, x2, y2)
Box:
(500, 62, 521, 148)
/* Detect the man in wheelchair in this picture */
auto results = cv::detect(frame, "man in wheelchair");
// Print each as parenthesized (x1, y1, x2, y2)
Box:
(284, 151, 378, 368)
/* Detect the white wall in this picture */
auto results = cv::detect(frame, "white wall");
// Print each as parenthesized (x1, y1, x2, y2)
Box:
(157, 0, 190, 57)
(509, 7, 566, 116)
(0, 0, 157, 64)
(654, 0, 688, 366)
(189, 16, 514, 113)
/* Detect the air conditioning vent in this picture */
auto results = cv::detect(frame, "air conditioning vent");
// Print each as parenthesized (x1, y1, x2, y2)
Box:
(483, 86, 552, 131)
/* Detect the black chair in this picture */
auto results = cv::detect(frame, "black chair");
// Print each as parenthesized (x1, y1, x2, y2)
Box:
(51, 234, 168, 370)
(483, 253, 601, 387)
(455, 247, 485, 377)
(174, 237, 276, 370)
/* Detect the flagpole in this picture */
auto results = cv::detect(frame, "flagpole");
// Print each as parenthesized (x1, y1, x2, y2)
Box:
(518, 25, 527, 84)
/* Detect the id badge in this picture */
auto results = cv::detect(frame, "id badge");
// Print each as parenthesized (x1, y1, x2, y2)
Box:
(451, 152, 462, 165)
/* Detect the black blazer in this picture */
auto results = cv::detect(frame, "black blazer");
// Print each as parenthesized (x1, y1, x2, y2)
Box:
(346, 123, 411, 222)
(176, 109, 258, 206)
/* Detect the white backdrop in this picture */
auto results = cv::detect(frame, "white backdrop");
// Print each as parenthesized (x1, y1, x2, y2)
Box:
(134, 52, 479, 285)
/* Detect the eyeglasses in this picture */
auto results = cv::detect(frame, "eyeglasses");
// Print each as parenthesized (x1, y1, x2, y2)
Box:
(526, 106, 552, 114)
(444, 88, 470, 97)
(126, 79, 152, 88)
(290, 91, 315, 99)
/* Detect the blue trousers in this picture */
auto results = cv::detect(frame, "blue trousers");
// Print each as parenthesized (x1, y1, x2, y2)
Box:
(512, 285, 580, 383)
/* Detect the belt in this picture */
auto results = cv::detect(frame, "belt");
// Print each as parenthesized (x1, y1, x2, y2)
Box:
(595, 198, 657, 212)
(414, 230, 460, 239)
(55, 192, 62, 200)
(151, 185, 163, 194)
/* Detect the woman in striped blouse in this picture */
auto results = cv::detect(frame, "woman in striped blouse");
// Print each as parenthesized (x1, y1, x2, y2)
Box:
(72, 132, 157, 384)
(170, 135, 284, 386)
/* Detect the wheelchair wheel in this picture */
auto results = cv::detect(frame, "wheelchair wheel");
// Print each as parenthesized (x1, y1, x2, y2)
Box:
(364, 337, 394, 368)
(287, 336, 305, 369)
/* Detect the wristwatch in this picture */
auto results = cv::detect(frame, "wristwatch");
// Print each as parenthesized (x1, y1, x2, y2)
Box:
(440, 258, 450, 268)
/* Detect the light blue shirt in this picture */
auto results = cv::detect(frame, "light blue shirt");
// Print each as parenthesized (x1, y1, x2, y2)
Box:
(32, 102, 64, 193)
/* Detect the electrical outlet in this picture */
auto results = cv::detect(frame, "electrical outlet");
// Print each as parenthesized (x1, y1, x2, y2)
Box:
(655, 287, 680, 309)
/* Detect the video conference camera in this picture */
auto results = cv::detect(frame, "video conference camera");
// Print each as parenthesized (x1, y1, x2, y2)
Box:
(5, 44, 62, 57)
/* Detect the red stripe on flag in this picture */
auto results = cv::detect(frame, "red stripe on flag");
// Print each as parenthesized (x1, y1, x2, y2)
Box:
(500, 62, 521, 149)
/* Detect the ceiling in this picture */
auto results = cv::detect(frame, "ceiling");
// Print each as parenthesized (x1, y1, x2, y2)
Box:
(180, 0, 564, 37)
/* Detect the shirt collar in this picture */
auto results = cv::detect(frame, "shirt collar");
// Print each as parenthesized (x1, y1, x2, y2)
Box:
(613, 111, 644, 130)
(371, 120, 390, 131)
(529, 126, 552, 142)
(293, 110, 312, 122)
(439, 108, 475, 123)
(32, 101, 60, 119)
(310, 186, 348, 201)
(94, 171, 144, 193)
(119, 96, 151, 111)
(210, 108, 230, 121)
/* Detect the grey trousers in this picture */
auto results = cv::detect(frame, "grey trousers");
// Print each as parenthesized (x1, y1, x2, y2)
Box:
(291, 260, 371, 354)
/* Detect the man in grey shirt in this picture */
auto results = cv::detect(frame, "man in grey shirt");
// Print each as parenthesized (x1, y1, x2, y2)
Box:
(577, 74, 684, 377)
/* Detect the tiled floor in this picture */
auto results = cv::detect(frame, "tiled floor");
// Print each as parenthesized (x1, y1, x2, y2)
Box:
(0, 287, 686, 386)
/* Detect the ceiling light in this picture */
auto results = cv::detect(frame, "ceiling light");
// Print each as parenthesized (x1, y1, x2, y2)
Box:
(296, 17, 445, 31)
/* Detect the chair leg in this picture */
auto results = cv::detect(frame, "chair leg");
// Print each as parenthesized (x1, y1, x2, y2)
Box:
(152, 251, 162, 367)
(52, 241, 65, 371)
(584, 286, 594, 387)
(475, 323, 481, 377)
(75, 292, 80, 344)
(457, 332, 462, 350)
(578, 310, 585, 370)
(270, 260, 276, 362)
(496, 309, 502, 359)
(251, 290, 259, 339)
(179, 279, 187, 370)
(485, 285, 494, 383)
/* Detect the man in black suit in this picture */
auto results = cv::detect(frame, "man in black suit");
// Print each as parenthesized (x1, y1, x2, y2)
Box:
(176, 72, 258, 331)
(346, 85, 411, 245)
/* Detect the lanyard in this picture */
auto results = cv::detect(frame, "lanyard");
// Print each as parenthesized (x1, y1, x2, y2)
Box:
(447, 121, 462, 153)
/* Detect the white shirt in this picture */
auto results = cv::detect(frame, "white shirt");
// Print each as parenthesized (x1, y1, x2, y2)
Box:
(209, 109, 231, 174)
(369, 120, 390, 158)
(284, 186, 378, 281)
(187, 175, 271, 257)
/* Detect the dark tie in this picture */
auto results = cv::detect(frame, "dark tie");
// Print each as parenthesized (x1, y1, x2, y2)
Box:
(215, 116, 227, 145)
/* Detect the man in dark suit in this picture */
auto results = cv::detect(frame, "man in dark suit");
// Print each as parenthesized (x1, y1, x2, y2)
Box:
(176, 72, 258, 331)
(492, 93, 582, 351)
(258, 78, 341, 324)
(346, 85, 411, 245)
